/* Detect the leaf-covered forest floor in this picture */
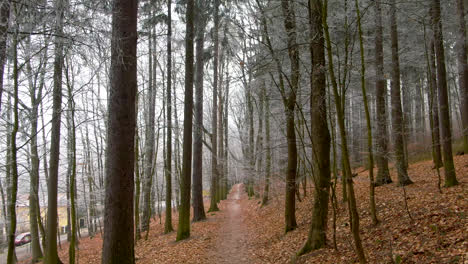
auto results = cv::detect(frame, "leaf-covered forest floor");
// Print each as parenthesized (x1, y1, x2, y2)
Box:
(31, 155, 467, 264)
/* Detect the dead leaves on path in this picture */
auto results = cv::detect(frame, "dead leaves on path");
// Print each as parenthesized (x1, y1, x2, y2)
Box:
(28, 156, 467, 263)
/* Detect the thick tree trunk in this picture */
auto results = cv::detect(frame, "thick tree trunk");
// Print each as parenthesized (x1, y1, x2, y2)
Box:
(176, 0, 195, 241)
(192, 0, 207, 222)
(298, 0, 331, 253)
(390, 0, 413, 186)
(101, 0, 137, 262)
(456, 0, 468, 153)
(432, 0, 458, 187)
(208, 0, 220, 213)
(374, 0, 392, 186)
(45, 0, 64, 261)
(281, 0, 299, 233)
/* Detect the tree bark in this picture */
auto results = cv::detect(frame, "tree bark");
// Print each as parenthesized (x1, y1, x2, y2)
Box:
(281, 0, 299, 233)
(101, 0, 138, 262)
(432, 0, 458, 187)
(208, 0, 220, 213)
(354, 0, 378, 225)
(142, 28, 156, 233)
(176, 0, 195, 241)
(0, 0, 11, 113)
(456, 0, 468, 153)
(390, 0, 413, 186)
(374, 0, 392, 186)
(322, 0, 366, 262)
(45, 0, 64, 261)
(164, 0, 174, 233)
(428, 40, 443, 168)
(192, 0, 207, 222)
(7, 27, 19, 264)
(298, 0, 331, 253)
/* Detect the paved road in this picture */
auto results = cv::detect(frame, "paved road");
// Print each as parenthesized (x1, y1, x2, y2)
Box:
(0, 229, 88, 264)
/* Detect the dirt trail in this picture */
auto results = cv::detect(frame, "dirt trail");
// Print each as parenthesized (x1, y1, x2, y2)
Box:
(207, 184, 255, 264)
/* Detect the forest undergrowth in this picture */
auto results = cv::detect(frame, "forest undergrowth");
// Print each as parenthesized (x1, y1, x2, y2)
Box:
(29, 155, 467, 264)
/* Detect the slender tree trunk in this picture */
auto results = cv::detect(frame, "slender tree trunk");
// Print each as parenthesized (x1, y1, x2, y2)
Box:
(456, 0, 468, 153)
(432, 0, 458, 187)
(176, 0, 195, 241)
(281, 0, 299, 233)
(323, 0, 366, 262)
(142, 28, 156, 233)
(208, 0, 220, 213)
(135, 94, 141, 241)
(192, 0, 207, 221)
(390, 0, 413, 186)
(298, 0, 331, 253)
(66, 71, 78, 264)
(6, 27, 19, 264)
(164, 0, 174, 233)
(0, 0, 11, 113)
(45, 0, 64, 261)
(261, 82, 271, 206)
(355, 0, 378, 224)
(101, 0, 138, 261)
(26, 34, 45, 262)
(374, 0, 391, 186)
(428, 40, 443, 168)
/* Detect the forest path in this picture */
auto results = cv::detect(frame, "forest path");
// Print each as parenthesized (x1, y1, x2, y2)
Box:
(206, 184, 254, 264)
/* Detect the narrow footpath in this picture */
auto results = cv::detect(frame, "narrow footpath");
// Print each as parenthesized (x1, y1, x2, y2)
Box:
(207, 184, 256, 264)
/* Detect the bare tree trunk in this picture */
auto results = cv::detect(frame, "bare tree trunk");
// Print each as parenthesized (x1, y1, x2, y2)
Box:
(65, 63, 78, 264)
(26, 34, 45, 261)
(323, 0, 366, 262)
(0, 0, 11, 113)
(176, 0, 195, 241)
(281, 0, 299, 233)
(164, 0, 174, 233)
(192, 0, 207, 222)
(298, 0, 331, 253)
(142, 27, 156, 233)
(208, 0, 220, 213)
(355, 0, 378, 225)
(374, 0, 391, 186)
(135, 94, 141, 240)
(456, 0, 468, 153)
(6, 27, 19, 264)
(428, 40, 443, 168)
(432, 0, 458, 187)
(44, 0, 64, 261)
(101, 0, 137, 261)
(390, 0, 413, 186)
